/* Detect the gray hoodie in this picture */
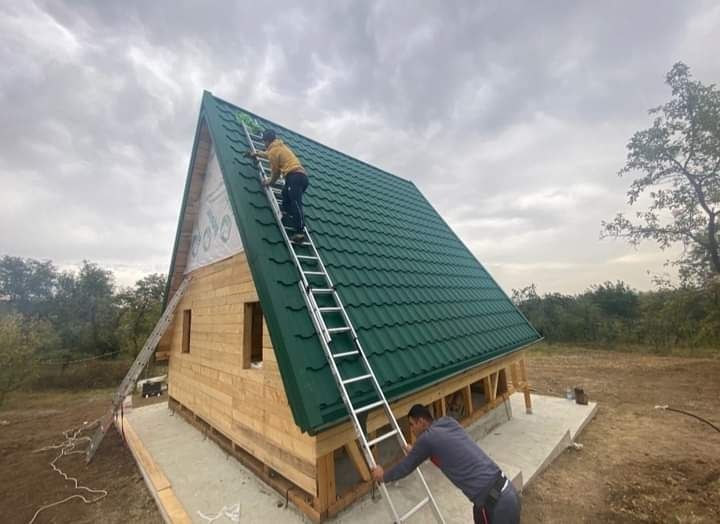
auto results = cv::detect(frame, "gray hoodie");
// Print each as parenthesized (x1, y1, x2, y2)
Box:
(383, 416, 501, 505)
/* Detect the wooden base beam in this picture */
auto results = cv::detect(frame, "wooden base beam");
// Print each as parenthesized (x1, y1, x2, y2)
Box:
(162, 349, 533, 521)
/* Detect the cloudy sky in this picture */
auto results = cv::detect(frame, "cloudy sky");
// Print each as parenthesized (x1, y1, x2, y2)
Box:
(1, 1, 718, 294)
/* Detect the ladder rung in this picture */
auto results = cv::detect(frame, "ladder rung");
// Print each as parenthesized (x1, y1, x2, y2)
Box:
(303, 271, 326, 276)
(318, 307, 341, 312)
(327, 327, 351, 334)
(354, 400, 385, 414)
(343, 373, 372, 385)
(296, 255, 318, 260)
(332, 350, 359, 359)
(311, 288, 334, 294)
(367, 429, 398, 447)
(400, 497, 429, 521)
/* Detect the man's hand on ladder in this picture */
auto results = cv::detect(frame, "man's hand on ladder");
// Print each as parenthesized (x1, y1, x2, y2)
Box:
(371, 465, 385, 483)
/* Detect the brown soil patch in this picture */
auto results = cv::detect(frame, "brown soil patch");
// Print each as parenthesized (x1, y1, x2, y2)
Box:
(0, 391, 161, 524)
(1, 349, 718, 523)
(522, 347, 720, 523)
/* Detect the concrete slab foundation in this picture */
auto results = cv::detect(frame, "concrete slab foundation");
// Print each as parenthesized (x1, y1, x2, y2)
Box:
(122, 393, 596, 523)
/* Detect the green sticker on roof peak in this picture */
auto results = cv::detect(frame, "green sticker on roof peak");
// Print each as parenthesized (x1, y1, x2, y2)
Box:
(235, 112, 262, 133)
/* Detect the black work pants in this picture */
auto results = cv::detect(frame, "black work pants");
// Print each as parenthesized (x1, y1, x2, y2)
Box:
(281, 172, 309, 235)
(473, 482, 521, 524)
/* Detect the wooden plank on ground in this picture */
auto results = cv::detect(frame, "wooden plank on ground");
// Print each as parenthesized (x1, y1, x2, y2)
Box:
(157, 489, 193, 524)
(121, 417, 170, 492)
(117, 416, 192, 524)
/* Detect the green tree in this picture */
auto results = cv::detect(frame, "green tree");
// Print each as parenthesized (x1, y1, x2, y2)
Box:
(602, 62, 720, 284)
(53, 261, 120, 355)
(0, 256, 57, 316)
(117, 273, 166, 357)
(585, 281, 638, 319)
(0, 314, 42, 407)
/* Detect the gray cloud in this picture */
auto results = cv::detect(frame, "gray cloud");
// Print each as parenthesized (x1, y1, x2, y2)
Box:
(1, 0, 718, 293)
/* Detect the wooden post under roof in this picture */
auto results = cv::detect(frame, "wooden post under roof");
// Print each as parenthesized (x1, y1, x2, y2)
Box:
(462, 384, 473, 414)
(315, 452, 336, 517)
(519, 356, 533, 414)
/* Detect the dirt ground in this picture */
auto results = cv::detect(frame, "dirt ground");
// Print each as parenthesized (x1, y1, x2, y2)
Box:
(0, 347, 718, 523)
(522, 347, 720, 523)
(0, 391, 161, 524)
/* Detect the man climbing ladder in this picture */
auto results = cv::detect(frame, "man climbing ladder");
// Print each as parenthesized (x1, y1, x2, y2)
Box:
(246, 129, 309, 243)
(241, 120, 445, 523)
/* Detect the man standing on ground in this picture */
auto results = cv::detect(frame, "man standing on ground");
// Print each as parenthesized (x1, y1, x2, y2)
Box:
(247, 129, 308, 243)
(371, 404, 521, 524)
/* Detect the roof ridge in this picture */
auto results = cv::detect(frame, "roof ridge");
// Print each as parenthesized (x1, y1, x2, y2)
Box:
(206, 90, 415, 187)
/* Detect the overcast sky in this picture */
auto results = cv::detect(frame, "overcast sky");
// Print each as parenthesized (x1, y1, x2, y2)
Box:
(2, 1, 718, 294)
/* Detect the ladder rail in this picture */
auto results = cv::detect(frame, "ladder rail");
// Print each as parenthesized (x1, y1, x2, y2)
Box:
(331, 287, 446, 523)
(241, 122, 444, 523)
(86, 275, 192, 463)
(294, 279, 401, 523)
(112, 278, 191, 403)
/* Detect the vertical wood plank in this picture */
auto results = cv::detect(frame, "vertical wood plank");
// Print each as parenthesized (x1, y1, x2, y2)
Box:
(487, 372, 498, 401)
(520, 357, 533, 414)
(510, 362, 520, 390)
(483, 376, 492, 403)
(462, 384, 473, 414)
(316, 452, 336, 515)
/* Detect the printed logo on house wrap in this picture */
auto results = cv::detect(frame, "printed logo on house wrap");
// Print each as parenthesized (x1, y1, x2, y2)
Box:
(186, 144, 243, 273)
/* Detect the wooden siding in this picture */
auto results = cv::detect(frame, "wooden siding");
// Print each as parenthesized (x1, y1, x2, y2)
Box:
(164, 253, 318, 495)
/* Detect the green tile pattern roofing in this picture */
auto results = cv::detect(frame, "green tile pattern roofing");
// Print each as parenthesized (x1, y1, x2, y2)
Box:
(191, 91, 540, 434)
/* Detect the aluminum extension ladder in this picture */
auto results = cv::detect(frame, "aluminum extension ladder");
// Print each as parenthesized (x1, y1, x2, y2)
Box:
(85, 275, 192, 463)
(241, 122, 445, 523)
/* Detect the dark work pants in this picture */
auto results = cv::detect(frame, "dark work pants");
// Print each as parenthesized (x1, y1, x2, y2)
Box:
(281, 172, 309, 235)
(473, 482, 521, 524)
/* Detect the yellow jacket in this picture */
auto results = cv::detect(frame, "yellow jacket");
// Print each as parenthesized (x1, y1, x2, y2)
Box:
(257, 139, 306, 182)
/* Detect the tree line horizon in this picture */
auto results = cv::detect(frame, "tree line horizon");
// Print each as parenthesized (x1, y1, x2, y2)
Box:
(1, 61, 718, 404)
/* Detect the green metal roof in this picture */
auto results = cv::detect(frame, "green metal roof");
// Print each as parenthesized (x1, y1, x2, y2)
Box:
(171, 91, 541, 434)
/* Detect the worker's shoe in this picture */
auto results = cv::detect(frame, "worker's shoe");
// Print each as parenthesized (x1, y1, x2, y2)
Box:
(291, 233, 306, 244)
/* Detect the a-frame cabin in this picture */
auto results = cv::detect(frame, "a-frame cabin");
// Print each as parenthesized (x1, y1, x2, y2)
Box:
(156, 91, 541, 521)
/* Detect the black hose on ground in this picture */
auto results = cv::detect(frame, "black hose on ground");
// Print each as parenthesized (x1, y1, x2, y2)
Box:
(655, 405, 720, 434)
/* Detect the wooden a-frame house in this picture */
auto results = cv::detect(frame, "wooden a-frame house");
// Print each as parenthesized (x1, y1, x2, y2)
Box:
(156, 91, 541, 521)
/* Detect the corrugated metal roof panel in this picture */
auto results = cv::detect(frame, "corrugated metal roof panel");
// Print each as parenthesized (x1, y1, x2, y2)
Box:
(195, 91, 540, 433)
